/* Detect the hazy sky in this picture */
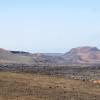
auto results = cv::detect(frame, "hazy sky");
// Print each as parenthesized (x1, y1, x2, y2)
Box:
(0, 0, 100, 53)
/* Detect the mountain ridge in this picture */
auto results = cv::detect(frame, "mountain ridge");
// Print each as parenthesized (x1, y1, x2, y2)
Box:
(0, 46, 100, 65)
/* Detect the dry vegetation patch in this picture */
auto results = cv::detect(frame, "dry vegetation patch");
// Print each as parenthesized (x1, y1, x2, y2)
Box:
(0, 72, 100, 100)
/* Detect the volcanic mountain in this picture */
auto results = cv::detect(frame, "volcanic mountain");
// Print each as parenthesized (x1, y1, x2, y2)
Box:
(0, 48, 35, 64)
(63, 46, 100, 64)
(0, 46, 100, 65)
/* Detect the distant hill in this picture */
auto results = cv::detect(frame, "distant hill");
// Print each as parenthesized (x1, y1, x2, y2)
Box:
(63, 46, 100, 64)
(0, 46, 100, 65)
(0, 48, 35, 64)
(44, 53, 63, 57)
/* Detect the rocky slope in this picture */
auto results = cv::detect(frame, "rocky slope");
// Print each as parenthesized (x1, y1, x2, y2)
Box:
(63, 46, 100, 64)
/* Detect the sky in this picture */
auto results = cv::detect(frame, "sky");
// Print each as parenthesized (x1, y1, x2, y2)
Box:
(0, 0, 100, 53)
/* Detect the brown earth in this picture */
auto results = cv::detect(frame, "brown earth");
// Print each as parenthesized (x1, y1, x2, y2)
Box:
(0, 72, 100, 100)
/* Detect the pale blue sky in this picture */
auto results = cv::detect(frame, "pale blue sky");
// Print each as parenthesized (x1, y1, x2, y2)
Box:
(0, 0, 100, 53)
